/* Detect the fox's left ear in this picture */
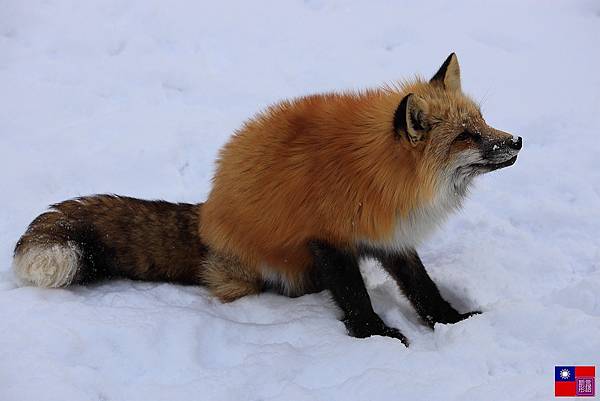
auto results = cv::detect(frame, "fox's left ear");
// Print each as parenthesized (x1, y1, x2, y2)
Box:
(430, 53, 461, 91)
(394, 93, 429, 145)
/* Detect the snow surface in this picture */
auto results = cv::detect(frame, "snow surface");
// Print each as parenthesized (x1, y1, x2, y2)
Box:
(1, 1, 600, 400)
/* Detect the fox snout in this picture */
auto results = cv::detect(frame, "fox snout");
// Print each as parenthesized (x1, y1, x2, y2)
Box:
(483, 134, 522, 156)
(480, 131, 522, 170)
(450, 128, 522, 175)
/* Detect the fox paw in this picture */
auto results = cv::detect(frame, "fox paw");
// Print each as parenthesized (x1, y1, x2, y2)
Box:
(427, 309, 481, 328)
(344, 317, 409, 346)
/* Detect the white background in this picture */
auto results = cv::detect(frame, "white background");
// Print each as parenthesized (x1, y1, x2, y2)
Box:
(1, 1, 599, 400)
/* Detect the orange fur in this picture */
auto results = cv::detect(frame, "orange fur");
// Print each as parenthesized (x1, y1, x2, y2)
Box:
(199, 54, 519, 298)
(13, 54, 518, 310)
(201, 78, 483, 281)
(200, 252, 263, 302)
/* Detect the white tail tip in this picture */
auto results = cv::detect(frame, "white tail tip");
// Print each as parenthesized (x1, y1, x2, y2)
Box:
(12, 242, 81, 287)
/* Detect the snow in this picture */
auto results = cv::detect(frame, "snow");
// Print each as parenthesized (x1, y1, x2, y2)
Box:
(1, 1, 600, 400)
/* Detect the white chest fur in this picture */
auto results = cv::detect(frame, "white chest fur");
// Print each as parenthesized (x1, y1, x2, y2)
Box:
(359, 179, 466, 253)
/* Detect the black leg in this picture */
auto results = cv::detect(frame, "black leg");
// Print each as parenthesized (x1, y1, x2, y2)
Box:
(309, 241, 408, 345)
(373, 248, 480, 328)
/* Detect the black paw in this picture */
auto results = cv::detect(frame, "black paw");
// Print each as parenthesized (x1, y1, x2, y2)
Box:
(344, 317, 409, 346)
(426, 309, 482, 328)
(460, 310, 482, 319)
(450, 310, 482, 323)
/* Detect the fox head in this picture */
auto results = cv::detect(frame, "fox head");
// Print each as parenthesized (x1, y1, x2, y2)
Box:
(393, 53, 522, 195)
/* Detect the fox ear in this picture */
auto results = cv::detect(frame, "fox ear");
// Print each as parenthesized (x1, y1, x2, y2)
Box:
(430, 53, 461, 91)
(394, 93, 428, 145)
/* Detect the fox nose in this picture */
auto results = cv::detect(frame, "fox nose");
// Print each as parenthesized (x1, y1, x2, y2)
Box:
(508, 136, 522, 150)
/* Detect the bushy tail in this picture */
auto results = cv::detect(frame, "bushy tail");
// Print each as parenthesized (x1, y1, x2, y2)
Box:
(13, 208, 87, 287)
(13, 195, 207, 287)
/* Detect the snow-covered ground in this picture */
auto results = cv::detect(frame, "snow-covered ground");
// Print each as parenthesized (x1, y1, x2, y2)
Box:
(1, 1, 599, 400)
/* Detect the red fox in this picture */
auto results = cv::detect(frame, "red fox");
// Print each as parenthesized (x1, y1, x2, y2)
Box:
(13, 54, 521, 344)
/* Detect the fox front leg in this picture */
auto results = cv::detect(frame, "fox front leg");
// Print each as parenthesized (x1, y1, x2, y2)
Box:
(374, 249, 480, 328)
(309, 240, 409, 346)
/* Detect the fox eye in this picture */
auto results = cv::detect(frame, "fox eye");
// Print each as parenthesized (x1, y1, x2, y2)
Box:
(455, 131, 481, 142)
(455, 131, 471, 141)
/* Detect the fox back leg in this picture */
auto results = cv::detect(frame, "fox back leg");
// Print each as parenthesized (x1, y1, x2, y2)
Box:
(200, 251, 263, 302)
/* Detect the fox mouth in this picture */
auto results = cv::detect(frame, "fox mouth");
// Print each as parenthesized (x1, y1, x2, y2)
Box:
(475, 155, 518, 172)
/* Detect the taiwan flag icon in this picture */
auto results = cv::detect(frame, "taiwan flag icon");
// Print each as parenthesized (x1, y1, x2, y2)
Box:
(555, 366, 595, 397)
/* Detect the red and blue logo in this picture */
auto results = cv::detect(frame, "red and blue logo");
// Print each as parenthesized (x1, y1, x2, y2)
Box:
(555, 366, 595, 397)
